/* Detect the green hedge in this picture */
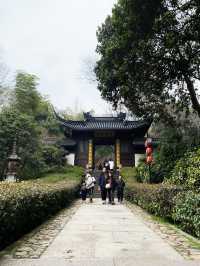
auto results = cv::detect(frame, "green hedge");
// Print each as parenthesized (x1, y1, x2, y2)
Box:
(0, 180, 79, 250)
(172, 191, 200, 238)
(125, 182, 200, 238)
(167, 148, 200, 189)
(125, 183, 183, 218)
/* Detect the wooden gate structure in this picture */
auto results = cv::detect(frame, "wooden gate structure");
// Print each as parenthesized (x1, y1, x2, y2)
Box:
(56, 112, 151, 168)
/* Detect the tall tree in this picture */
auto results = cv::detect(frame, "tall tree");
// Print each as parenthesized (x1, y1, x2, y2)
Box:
(0, 71, 64, 180)
(0, 108, 39, 179)
(14, 72, 41, 116)
(95, 0, 200, 120)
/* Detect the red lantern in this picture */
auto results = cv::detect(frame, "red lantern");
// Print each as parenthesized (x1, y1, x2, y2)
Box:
(146, 155, 153, 164)
(145, 138, 153, 165)
(145, 138, 152, 148)
(146, 147, 153, 156)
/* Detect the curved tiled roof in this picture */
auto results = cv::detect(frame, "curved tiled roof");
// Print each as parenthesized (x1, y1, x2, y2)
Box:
(55, 111, 151, 131)
(60, 120, 150, 131)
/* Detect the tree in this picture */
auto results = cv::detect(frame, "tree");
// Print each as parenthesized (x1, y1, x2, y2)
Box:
(0, 61, 12, 109)
(95, 0, 200, 120)
(136, 109, 200, 183)
(0, 71, 65, 180)
(0, 108, 39, 179)
(59, 107, 86, 120)
(14, 72, 41, 116)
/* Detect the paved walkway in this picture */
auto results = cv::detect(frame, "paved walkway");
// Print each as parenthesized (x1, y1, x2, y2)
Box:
(1, 200, 200, 266)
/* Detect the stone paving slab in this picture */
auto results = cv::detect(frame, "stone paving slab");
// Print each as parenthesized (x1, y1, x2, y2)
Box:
(114, 258, 200, 266)
(127, 202, 200, 260)
(41, 199, 183, 262)
(0, 201, 80, 260)
(1, 258, 200, 266)
(1, 199, 200, 266)
(0, 258, 115, 266)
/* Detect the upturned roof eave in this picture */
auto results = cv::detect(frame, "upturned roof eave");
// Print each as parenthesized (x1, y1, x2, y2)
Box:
(60, 122, 151, 132)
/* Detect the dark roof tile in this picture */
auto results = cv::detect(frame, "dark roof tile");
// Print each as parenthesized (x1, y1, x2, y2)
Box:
(61, 120, 150, 130)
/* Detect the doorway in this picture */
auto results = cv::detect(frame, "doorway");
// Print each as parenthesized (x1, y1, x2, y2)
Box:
(94, 145, 115, 170)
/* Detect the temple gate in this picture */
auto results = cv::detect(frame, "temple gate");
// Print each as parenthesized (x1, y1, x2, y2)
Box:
(56, 112, 151, 168)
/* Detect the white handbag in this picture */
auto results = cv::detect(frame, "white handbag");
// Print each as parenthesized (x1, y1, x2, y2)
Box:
(105, 183, 111, 189)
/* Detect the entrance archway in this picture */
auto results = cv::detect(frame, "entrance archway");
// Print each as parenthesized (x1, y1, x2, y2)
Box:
(56, 112, 151, 168)
(94, 144, 115, 169)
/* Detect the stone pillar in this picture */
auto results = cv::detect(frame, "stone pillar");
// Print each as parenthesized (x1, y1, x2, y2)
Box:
(115, 139, 121, 168)
(88, 139, 93, 168)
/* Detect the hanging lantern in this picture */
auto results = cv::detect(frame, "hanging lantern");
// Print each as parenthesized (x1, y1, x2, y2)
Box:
(145, 138, 153, 165)
(145, 138, 152, 148)
(146, 147, 153, 156)
(146, 155, 153, 164)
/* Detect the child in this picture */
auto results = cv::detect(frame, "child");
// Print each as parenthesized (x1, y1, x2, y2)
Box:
(116, 175, 125, 203)
(80, 180, 87, 202)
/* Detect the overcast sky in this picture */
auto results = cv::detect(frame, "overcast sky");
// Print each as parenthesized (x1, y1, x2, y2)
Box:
(0, 0, 116, 114)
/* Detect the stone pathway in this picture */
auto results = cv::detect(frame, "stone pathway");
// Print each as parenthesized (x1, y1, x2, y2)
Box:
(1, 199, 200, 266)
(127, 202, 200, 260)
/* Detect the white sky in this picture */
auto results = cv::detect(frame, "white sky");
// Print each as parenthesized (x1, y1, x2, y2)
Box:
(0, 0, 116, 114)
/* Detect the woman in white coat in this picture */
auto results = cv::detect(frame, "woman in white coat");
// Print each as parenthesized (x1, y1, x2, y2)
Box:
(86, 172, 96, 203)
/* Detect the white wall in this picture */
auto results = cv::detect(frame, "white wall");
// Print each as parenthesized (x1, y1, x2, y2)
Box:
(66, 153, 75, 166)
(135, 154, 145, 167)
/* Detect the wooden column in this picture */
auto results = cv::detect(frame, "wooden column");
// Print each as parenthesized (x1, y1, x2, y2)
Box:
(115, 139, 121, 168)
(88, 139, 93, 168)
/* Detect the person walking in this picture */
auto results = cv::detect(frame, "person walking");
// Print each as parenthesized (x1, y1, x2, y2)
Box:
(98, 163, 103, 171)
(98, 169, 107, 204)
(86, 172, 95, 203)
(105, 172, 112, 204)
(108, 158, 114, 171)
(110, 172, 117, 205)
(103, 159, 109, 172)
(80, 179, 87, 202)
(116, 175, 125, 203)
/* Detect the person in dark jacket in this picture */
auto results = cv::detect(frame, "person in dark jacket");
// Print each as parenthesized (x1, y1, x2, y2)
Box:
(104, 160, 110, 172)
(105, 173, 112, 204)
(80, 180, 87, 202)
(98, 163, 103, 171)
(105, 171, 116, 204)
(98, 170, 106, 204)
(110, 172, 117, 205)
(116, 175, 125, 203)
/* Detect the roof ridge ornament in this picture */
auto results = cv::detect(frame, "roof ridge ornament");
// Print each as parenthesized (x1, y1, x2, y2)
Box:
(83, 112, 127, 121)
(83, 112, 93, 121)
(118, 112, 126, 121)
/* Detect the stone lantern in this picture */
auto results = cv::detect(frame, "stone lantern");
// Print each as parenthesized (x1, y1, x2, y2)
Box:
(6, 141, 21, 182)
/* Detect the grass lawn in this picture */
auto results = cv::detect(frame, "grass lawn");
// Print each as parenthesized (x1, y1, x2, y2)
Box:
(37, 166, 84, 183)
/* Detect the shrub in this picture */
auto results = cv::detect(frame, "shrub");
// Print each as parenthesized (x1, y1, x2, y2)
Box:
(125, 182, 183, 218)
(135, 162, 150, 183)
(41, 145, 64, 168)
(134, 156, 171, 184)
(0, 179, 80, 250)
(121, 167, 137, 183)
(135, 123, 200, 184)
(172, 191, 200, 238)
(168, 148, 200, 189)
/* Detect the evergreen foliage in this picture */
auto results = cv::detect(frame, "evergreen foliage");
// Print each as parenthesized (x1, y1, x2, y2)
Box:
(0, 169, 82, 250)
(173, 191, 200, 238)
(95, 0, 200, 120)
(168, 148, 200, 189)
(0, 72, 64, 180)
